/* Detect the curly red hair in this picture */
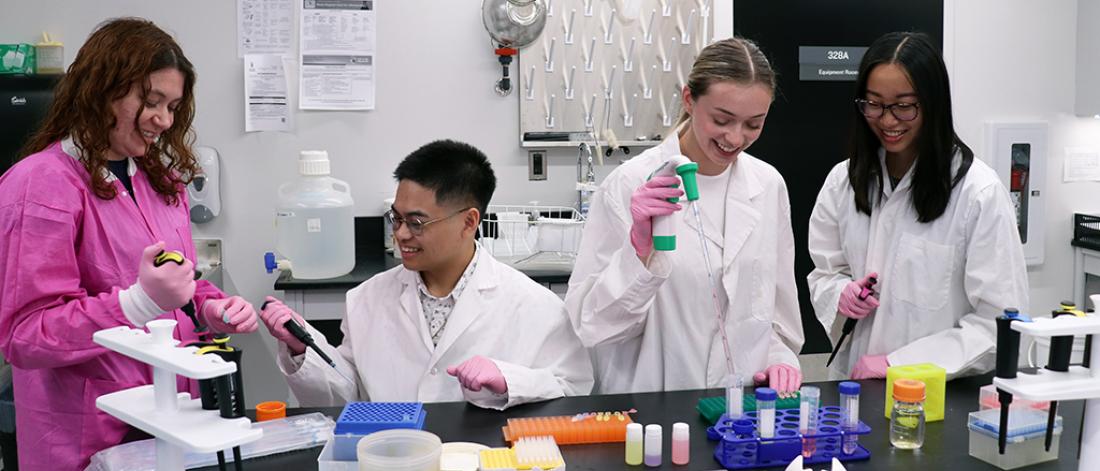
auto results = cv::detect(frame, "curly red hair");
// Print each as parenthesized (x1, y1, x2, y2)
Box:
(21, 17, 198, 205)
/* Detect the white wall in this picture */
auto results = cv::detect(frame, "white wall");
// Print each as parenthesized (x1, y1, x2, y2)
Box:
(2, 0, 1095, 403)
(948, 0, 1100, 314)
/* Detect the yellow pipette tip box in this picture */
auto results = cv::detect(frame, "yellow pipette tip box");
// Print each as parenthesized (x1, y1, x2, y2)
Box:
(885, 362, 946, 422)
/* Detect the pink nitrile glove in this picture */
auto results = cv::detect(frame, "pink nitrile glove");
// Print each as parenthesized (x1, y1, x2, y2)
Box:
(259, 296, 307, 355)
(446, 355, 508, 395)
(629, 175, 684, 260)
(850, 354, 889, 380)
(138, 242, 196, 311)
(201, 296, 259, 334)
(838, 272, 880, 320)
(752, 363, 803, 395)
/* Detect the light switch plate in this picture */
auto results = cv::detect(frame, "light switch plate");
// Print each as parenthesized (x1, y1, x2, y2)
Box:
(529, 150, 547, 181)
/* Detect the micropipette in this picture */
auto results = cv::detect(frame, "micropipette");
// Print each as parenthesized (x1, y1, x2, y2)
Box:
(261, 301, 356, 385)
(826, 276, 877, 368)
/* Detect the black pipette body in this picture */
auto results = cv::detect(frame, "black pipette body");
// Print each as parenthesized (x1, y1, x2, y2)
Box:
(826, 277, 877, 368)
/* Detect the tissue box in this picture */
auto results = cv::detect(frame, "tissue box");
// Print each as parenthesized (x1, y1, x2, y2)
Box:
(884, 363, 946, 422)
(0, 44, 36, 75)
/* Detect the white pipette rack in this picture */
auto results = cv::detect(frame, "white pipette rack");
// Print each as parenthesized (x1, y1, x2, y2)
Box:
(992, 314, 1100, 470)
(93, 319, 262, 470)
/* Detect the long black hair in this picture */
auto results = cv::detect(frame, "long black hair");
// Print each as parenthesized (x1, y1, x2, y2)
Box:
(847, 32, 973, 222)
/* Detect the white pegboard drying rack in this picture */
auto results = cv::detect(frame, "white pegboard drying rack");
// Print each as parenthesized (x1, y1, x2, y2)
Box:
(519, 0, 714, 148)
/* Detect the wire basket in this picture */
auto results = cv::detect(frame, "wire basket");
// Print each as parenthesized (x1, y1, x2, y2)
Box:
(1073, 213, 1100, 251)
(478, 204, 585, 267)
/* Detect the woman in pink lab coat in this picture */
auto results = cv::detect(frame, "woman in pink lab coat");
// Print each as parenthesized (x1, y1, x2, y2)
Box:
(0, 18, 258, 470)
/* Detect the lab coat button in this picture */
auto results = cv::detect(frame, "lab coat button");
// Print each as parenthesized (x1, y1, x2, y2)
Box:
(430, 367, 438, 375)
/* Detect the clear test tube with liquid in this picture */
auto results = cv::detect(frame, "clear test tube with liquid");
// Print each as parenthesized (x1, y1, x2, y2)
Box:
(755, 387, 777, 438)
(726, 374, 743, 420)
(839, 381, 861, 455)
(799, 386, 820, 457)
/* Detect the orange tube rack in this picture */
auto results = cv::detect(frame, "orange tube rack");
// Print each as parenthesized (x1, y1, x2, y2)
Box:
(502, 411, 635, 445)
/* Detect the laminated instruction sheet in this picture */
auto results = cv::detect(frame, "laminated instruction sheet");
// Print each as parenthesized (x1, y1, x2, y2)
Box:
(298, 0, 376, 110)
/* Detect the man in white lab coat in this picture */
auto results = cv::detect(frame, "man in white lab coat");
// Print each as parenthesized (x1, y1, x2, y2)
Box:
(260, 140, 593, 408)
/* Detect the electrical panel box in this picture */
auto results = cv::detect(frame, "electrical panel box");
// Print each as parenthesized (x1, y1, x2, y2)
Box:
(986, 122, 1047, 266)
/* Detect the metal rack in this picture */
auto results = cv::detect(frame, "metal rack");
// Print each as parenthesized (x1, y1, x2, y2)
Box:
(518, 0, 713, 148)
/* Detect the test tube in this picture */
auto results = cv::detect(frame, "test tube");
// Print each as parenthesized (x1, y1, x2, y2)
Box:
(644, 424, 662, 467)
(625, 422, 643, 465)
(799, 386, 820, 458)
(839, 381, 861, 455)
(671, 422, 689, 465)
(726, 374, 744, 420)
(756, 387, 777, 438)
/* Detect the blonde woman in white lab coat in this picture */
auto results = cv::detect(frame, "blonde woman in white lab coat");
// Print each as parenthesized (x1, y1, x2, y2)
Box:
(807, 32, 1028, 380)
(260, 140, 594, 408)
(566, 38, 805, 394)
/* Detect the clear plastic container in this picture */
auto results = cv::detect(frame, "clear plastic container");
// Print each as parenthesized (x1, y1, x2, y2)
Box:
(276, 150, 356, 279)
(356, 429, 442, 471)
(890, 379, 926, 450)
(968, 408, 1062, 470)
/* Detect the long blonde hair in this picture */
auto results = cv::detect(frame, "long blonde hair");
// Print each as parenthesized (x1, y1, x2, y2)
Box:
(677, 37, 776, 127)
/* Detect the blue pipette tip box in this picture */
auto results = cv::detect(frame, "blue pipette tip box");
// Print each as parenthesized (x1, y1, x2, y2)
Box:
(706, 406, 872, 470)
(333, 402, 427, 461)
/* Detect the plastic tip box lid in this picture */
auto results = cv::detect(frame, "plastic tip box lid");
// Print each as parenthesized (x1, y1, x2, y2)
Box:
(968, 408, 1063, 443)
(334, 402, 426, 435)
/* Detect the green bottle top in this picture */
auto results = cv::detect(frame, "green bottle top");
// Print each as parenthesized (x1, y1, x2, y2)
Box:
(677, 162, 700, 201)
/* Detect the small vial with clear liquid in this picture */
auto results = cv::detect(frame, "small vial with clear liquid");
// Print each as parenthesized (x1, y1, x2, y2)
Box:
(755, 387, 777, 438)
(889, 379, 926, 449)
(799, 386, 820, 458)
(726, 374, 743, 420)
(839, 381, 861, 455)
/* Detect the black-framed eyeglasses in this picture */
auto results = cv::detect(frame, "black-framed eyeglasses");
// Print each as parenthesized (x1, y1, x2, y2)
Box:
(385, 207, 471, 236)
(855, 99, 920, 122)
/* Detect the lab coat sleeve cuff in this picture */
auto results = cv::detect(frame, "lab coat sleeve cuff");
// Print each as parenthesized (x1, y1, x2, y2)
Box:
(118, 282, 166, 328)
(276, 342, 308, 376)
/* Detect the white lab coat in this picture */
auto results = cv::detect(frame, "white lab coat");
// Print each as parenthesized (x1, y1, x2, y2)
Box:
(277, 247, 594, 409)
(807, 152, 1029, 379)
(565, 135, 804, 394)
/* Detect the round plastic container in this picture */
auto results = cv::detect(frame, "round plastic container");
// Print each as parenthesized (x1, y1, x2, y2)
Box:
(357, 429, 442, 471)
(275, 150, 355, 279)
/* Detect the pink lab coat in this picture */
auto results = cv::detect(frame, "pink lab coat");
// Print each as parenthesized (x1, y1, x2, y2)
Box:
(0, 142, 224, 470)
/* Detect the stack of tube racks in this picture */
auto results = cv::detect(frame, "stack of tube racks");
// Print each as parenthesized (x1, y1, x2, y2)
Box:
(706, 408, 872, 470)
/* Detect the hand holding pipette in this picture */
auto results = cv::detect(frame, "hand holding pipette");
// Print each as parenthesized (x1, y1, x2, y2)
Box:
(260, 297, 356, 385)
(826, 273, 878, 367)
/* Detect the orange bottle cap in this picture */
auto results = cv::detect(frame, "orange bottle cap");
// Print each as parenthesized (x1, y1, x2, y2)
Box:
(892, 379, 926, 403)
(256, 400, 287, 421)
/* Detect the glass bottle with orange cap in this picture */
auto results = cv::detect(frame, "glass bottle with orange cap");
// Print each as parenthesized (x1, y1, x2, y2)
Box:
(890, 379, 926, 449)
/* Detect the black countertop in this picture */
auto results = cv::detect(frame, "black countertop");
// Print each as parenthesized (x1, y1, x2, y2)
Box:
(197, 374, 1084, 470)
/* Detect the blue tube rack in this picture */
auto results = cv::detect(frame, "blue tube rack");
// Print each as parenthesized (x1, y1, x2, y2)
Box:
(705, 406, 872, 469)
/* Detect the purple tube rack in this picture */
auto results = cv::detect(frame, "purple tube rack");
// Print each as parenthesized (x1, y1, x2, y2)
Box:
(705, 406, 872, 469)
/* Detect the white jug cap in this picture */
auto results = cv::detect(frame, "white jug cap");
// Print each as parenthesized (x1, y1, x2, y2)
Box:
(299, 150, 330, 176)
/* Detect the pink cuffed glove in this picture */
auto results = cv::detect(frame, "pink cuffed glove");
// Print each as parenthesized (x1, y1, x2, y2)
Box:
(259, 296, 307, 355)
(201, 296, 259, 333)
(447, 355, 508, 395)
(752, 363, 802, 395)
(850, 354, 889, 379)
(838, 272, 879, 320)
(138, 242, 196, 311)
(629, 175, 684, 259)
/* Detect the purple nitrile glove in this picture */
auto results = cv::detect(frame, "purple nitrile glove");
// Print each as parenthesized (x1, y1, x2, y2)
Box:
(629, 175, 683, 260)
(447, 355, 508, 395)
(850, 354, 889, 380)
(838, 272, 880, 320)
(201, 296, 259, 334)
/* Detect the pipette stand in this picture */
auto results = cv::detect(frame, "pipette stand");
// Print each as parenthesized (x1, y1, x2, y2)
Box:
(993, 314, 1100, 470)
(92, 319, 262, 471)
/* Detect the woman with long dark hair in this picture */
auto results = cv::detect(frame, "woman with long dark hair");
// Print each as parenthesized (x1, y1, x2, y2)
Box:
(0, 18, 257, 470)
(807, 32, 1028, 380)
